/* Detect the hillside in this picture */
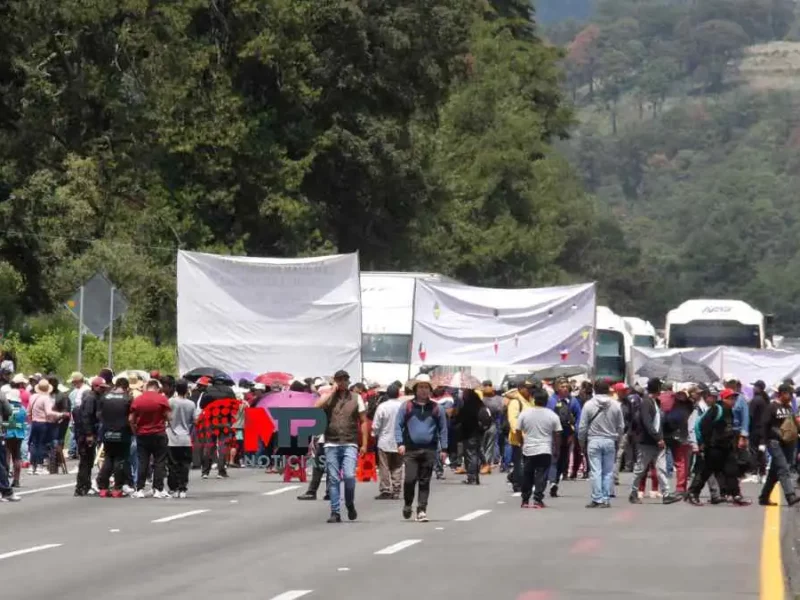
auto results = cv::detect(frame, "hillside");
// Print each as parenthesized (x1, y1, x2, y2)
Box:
(555, 0, 800, 331)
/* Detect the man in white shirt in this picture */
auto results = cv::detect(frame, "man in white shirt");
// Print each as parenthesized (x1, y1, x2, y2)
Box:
(517, 387, 562, 509)
(68, 372, 90, 458)
(371, 383, 405, 500)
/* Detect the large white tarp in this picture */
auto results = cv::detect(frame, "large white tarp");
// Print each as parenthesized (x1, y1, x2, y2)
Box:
(631, 346, 800, 386)
(411, 281, 596, 369)
(177, 251, 362, 379)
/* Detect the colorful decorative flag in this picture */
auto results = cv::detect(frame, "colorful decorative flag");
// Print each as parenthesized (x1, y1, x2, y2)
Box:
(418, 342, 427, 362)
(493, 339, 499, 354)
(433, 302, 441, 320)
(559, 347, 569, 361)
(581, 329, 590, 340)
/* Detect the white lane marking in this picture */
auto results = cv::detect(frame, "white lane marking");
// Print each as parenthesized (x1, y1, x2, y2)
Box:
(16, 483, 74, 496)
(151, 509, 210, 523)
(0, 544, 62, 561)
(511, 492, 521, 497)
(230, 500, 239, 504)
(435, 527, 444, 530)
(374, 539, 422, 555)
(269, 591, 313, 600)
(497, 501, 506, 504)
(337, 567, 350, 572)
(263, 485, 302, 496)
(109, 529, 120, 533)
(455, 509, 492, 522)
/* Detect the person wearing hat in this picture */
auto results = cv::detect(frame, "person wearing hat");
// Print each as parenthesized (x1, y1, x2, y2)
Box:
(394, 374, 447, 522)
(27, 379, 69, 475)
(747, 380, 770, 484)
(371, 382, 405, 500)
(2, 376, 27, 489)
(612, 382, 636, 484)
(0, 389, 20, 501)
(686, 384, 722, 504)
(723, 375, 750, 448)
(757, 383, 800, 506)
(96, 377, 134, 498)
(316, 370, 368, 523)
(73, 376, 110, 496)
(504, 380, 536, 493)
(197, 376, 237, 480)
(686, 387, 750, 506)
(67, 372, 89, 459)
(128, 373, 145, 399)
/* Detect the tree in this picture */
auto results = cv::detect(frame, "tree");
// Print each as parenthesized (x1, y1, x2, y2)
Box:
(692, 19, 750, 91)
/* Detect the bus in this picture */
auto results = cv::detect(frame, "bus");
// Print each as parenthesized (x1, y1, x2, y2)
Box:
(623, 316, 657, 348)
(665, 299, 765, 349)
(360, 272, 456, 385)
(596, 306, 631, 383)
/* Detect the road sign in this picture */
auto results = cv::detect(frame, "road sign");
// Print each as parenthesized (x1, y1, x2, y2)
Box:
(65, 273, 129, 337)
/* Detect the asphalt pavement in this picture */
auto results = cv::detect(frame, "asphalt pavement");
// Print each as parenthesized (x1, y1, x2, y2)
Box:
(0, 466, 767, 599)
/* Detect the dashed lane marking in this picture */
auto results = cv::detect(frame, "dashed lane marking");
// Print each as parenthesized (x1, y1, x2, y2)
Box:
(0, 544, 63, 561)
(263, 485, 302, 496)
(16, 483, 74, 496)
(269, 591, 313, 600)
(151, 509, 210, 523)
(454, 509, 491, 522)
(374, 539, 423, 555)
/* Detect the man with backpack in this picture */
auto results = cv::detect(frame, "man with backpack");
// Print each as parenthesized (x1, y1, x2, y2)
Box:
(757, 383, 800, 506)
(547, 378, 582, 498)
(629, 378, 681, 505)
(395, 374, 448, 522)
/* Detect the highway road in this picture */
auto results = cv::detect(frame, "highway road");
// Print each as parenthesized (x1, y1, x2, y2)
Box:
(0, 466, 769, 599)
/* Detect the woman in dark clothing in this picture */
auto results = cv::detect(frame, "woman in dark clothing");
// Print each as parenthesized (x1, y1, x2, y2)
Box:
(457, 389, 484, 485)
(663, 391, 693, 495)
(49, 376, 71, 475)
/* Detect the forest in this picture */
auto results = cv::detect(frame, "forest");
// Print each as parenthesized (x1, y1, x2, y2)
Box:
(0, 0, 799, 373)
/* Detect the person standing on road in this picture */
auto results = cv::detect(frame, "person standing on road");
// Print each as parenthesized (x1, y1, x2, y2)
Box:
(629, 378, 681, 505)
(758, 383, 800, 507)
(687, 384, 723, 504)
(371, 382, 404, 500)
(0, 391, 21, 502)
(129, 379, 171, 498)
(579, 379, 624, 508)
(74, 377, 109, 496)
(547, 378, 581, 497)
(395, 374, 448, 522)
(613, 383, 635, 484)
(505, 381, 535, 493)
(198, 376, 236, 479)
(517, 387, 561, 509)
(3, 379, 27, 488)
(316, 370, 368, 523)
(480, 381, 504, 473)
(97, 378, 133, 498)
(167, 379, 195, 499)
(747, 380, 770, 484)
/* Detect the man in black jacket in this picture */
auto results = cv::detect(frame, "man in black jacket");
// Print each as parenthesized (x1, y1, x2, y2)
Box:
(629, 378, 681, 505)
(74, 376, 109, 496)
(748, 380, 770, 483)
(758, 383, 800, 506)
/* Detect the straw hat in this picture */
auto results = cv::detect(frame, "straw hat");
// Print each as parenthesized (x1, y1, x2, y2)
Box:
(36, 379, 53, 394)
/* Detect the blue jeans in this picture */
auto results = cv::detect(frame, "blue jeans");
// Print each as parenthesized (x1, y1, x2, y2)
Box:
(666, 446, 674, 477)
(21, 426, 30, 462)
(29, 422, 52, 468)
(129, 437, 138, 485)
(324, 445, 357, 514)
(588, 437, 616, 503)
(69, 422, 77, 456)
(0, 442, 12, 497)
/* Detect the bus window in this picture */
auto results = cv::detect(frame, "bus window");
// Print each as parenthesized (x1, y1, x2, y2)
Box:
(362, 333, 412, 363)
(668, 322, 760, 348)
(632, 335, 655, 348)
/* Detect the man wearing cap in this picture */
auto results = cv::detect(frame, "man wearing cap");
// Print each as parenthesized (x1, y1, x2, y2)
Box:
(723, 375, 750, 448)
(687, 387, 750, 506)
(73, 376, 109, 496)
(97, 377, 133, 498)
(687, 384, 723, 504)
(758, 383, 800, 506)
(395, 374, 448, 522)
(316, 370, 368, 523)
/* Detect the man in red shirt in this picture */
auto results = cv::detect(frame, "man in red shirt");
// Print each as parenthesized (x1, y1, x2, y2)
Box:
(129, 379, 172, 498)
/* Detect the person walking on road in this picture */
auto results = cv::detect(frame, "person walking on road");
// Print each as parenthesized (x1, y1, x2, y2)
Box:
(371, 382, 404, 499)
(395, 374, 448, 522)
(517, 387, 561, 509)
(316, 370, 368, 523)
(505, 381, 535, 493)
(0, 392, 21, 502)
(480, 381, 504, 473)
(629, 378, 681, 505)
(687, 384, 723, 504)
(167, 379, 196, 499)
(758, 383, 800, 507)
(129, 379, 171, 498)
(578, 379, 624, 508)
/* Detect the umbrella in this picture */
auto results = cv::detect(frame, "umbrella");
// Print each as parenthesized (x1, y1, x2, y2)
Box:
(230, 371, 257, 384)
(533, 365, 587, 380)
(115, 370, 150, 383)
(183, 367, 234, 385)
(256, 372, 294, 386)
(430, 371, 481, 390)
(635, 354, 718, 383)
(255, 391, 317, 436)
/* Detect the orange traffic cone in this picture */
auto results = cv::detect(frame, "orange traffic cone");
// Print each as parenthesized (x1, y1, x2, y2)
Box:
(357, 453, 378, 482)
(283, 457, 308, 482)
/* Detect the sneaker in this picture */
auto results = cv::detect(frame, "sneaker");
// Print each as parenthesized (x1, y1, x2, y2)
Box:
(402, 505, 413, 520)
(131, 490, 146, 499)
(637, 490, 644, 499)
(346, 503, 358, 521)
(742, 474, 759, 484)
(122, 485, 134, 495)
(98, 489, 110, 498)
(685, 494, 703, 506)
(416, 510, 429, 522)
(602, 501, 612, 508)
(74, 489, 87, 497)
(0, 494, 21, 502)
(709, 497, 726, 505)
(662, 494, 681, 505)
(179, 491, 187, 499)
(111, 490, 124, 498)
(327, 512, 342, 523)
(628, 491, 642, 504)
(374, 493, 393, 500)
(759, 497, 778, 506)
(11, 480, 20, 488)
(732, 496, 751, 506)
(549, 485, 559, 498)
(649, 491, 662, 499)
(297, 492, 316, 501)
(323, 493, 330, 501)
(218, 472, 229, 479)
(153, 490, 172, 499)
(586, 501, 603, 508)
(391, 493, 401, 500)
(169, 490, 178, 496)
(87, 489, 98, 497)
(532, 500, 546, 509)
(789, 495, 800, 507)
(201, 474, 209, 480)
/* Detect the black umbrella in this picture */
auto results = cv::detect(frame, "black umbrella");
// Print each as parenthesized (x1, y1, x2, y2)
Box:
(635, 354, 718, 383)
(534, 365, 587, 380)
(183, 367, 234, 385)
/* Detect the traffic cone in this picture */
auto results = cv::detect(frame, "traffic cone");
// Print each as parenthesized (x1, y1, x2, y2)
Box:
(357, 453, 377, 482)
(283, 457, 307, 483)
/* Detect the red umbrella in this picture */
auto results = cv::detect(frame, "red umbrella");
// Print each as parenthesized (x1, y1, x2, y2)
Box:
(430, 371, 481, 390)
(255, 371, 294, 386)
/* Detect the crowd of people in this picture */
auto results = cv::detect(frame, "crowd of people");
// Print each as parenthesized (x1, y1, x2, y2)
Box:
(1, 362, 799, 521)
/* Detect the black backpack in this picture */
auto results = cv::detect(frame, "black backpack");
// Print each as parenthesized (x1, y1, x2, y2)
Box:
(477, 405, 493, 431)
(555, 398, 574, 430)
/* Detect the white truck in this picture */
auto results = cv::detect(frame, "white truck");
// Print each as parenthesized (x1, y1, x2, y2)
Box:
(623, 316, 657, 348)
(665, 299, 765, 349)
(596, 306, 631, 383)
(360, 272, 456, 385)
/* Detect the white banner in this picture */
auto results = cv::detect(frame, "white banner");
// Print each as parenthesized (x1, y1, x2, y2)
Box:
(411, 281, 596, 369)
(177, 251, 362, 379)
